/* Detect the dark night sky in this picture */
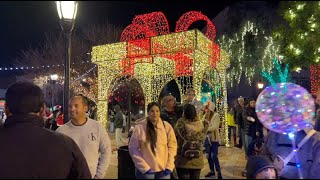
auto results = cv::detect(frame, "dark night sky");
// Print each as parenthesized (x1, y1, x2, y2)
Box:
(0, 1, 233, 68)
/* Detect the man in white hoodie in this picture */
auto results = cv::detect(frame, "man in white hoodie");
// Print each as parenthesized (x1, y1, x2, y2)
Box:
(56, 94, 112, 179)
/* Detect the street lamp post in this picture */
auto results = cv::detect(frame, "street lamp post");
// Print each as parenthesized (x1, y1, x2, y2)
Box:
(257, 82, 264, 90)
(56, 1, 78, 123)
(256, 81, 264, 98)
(50, 74, 58, 110)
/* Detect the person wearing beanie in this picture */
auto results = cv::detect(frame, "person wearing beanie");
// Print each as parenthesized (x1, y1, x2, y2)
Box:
(174, 104, 209, 179)
(246, 155, 278, 179)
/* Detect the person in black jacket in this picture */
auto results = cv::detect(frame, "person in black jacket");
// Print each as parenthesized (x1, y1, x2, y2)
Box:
(160, 94, 183, 128)
(242, 99, 259, 157)
(0, 82, 91, 179)
(234, 97, 245, 148)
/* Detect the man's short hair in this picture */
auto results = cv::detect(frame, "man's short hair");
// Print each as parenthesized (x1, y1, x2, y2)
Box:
(5, 81, 45, 115)
(71, 94, 88, 106)
(238, 97, 244, 102)
(161, 94, 174, 107)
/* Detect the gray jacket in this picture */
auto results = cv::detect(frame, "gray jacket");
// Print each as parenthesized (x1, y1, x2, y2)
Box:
(114, 105, 124, 129)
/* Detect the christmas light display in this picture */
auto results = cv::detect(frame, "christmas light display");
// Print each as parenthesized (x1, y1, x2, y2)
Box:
(310, 65, 320, 94)
(91, 11, 230, 146)
(256, 83, 314, 134)
(257, 58, 315, 177)
(261, 58, 290, 88)
(0, 61, 92, 71)
(276, 1, 320, 68)
(175, 11, 216, 41)
(218, 21, 280, 87)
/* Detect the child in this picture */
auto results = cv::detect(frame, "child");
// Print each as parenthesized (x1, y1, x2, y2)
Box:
(246, 155, 278, 179)
(247, 138, 264, 157)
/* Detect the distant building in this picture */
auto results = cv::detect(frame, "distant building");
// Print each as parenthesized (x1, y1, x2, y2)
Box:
(0, 89, 6, 99)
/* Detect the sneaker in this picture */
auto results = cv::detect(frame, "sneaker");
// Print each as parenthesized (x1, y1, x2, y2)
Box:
(218, 173, 223, 179)
(241, 170, 247, 177)
(205, 172, 216, 177)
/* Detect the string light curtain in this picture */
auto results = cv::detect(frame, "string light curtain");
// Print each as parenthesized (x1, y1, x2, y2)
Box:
(310, 65, 320, 94)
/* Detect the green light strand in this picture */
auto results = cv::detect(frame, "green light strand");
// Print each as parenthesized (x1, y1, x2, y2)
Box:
(262, 71, 277, 88)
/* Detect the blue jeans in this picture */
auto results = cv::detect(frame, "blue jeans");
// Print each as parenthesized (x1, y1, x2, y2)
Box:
(135, 169, 171, 179)
(241, 128, 247, 153)
(245, 135, 253, 157)
(205, 141, 221, 173)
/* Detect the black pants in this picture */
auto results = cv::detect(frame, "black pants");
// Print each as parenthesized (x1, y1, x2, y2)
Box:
(176, 168, 201, 179)
(228, 126, 237, 144)
(238, 124, 242, 147)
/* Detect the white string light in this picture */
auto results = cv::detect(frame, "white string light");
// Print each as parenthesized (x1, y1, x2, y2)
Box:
(71, 65, 97, 82)
(0, 61, 92, 71)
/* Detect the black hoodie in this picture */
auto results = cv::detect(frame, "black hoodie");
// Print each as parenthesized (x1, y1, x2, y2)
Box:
(0, 114, 91, 179)
(246, 155, 277, 179)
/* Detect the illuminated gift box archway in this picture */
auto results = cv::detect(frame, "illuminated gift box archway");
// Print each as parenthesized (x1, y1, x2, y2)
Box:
(91, 11, 231, 146)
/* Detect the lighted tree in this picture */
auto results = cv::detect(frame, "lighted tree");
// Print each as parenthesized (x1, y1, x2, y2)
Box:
(215, 1, 283, 87)
(14, 21, 123, 105)
(217, 21, 280, 87)
(274, 1, 320, 69)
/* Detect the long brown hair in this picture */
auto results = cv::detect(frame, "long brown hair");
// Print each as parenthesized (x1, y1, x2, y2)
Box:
(146, 102, 161, 155)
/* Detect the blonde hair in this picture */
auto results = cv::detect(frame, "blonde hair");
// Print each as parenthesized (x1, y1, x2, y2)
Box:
(237, 97, 244, 103)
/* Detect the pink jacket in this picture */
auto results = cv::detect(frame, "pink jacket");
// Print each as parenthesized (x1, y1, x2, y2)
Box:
(128, 119, 177, 174)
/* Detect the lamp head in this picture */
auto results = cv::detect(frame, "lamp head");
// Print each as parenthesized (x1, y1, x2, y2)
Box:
(257, 82, 264, 89)
(56, 1, 78, 34)
(51, 74, 58, 81)
(56, 1, 78, 20)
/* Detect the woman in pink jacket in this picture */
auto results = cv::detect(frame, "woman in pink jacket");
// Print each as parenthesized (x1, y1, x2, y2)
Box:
(129, 102, 177, 179)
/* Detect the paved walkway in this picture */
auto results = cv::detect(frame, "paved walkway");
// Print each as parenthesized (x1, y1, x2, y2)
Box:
(104, 132, 246, 179)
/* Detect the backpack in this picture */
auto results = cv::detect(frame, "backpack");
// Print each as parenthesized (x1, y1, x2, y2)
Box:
(177, 126, 201, 158)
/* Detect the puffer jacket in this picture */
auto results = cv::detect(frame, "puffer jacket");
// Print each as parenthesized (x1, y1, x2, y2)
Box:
(174, 117, 209, 169)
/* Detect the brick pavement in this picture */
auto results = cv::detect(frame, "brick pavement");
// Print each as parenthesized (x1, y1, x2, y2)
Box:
(104, 131, 246, 179)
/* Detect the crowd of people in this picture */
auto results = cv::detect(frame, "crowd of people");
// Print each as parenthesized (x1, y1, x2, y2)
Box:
(127, 88, 224, 179)
(1, 82, 320, 179)
(231, 95, 320, 179)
